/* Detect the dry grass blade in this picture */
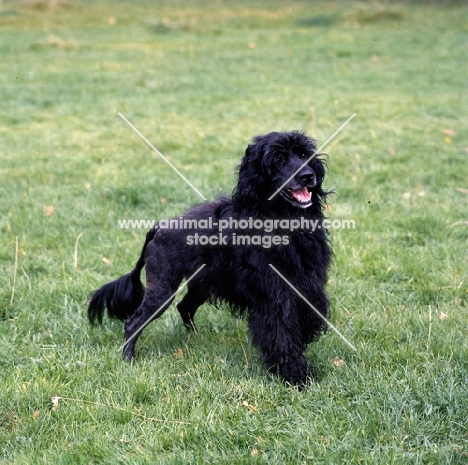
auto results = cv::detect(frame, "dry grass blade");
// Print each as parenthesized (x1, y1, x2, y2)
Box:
(10, 237, 18, 306)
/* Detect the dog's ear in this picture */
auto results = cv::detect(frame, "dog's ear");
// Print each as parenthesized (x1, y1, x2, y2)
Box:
(233, 136, 271, 205)
(313, 156, 326, 187)
(238, 136, 267, 173)
(244, 135, 266, 161)
(312, 154, 332, 208)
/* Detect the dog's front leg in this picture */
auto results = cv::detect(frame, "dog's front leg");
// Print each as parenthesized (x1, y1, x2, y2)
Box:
(247, 308, 311, 386)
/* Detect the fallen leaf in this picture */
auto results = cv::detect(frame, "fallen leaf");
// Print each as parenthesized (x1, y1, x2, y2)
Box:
(43, 206, 55, 217)
(51, 396, 61, 410)
(402, 192, 411, 200)
(332, 356, 345, 367)
(456, 188, 468, 195)
(241, 400, 257, 412)
(251, 448, 259, 457)
(174, 348, 183, 358)
(102, 257, 111, 265)
(442, 129, 456, 137)
(438, 312, 449, 321)
(32, 410, 41, 420)
(160, 198, 168, 204)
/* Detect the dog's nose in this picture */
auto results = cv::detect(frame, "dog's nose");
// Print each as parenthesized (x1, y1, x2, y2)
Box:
(299, 169, 316, 186)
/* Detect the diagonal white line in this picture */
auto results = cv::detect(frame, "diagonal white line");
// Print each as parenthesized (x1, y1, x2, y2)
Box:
(118, 112, 207, 201)
(269, 264, 357, 352)
(118, 263, 207, 353)
(268, 113, 356, 201)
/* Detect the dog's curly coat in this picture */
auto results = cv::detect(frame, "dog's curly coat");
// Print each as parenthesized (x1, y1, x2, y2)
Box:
(88, 131, 331, 386)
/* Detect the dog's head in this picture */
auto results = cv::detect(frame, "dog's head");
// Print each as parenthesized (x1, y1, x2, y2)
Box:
(233, 131, 328, 213)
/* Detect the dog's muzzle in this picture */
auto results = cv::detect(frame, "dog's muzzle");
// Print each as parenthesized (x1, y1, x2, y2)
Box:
(280, 186, 313, 208)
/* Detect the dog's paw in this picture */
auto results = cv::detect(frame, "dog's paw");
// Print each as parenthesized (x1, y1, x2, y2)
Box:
(183, 320, 198, 333)
(122, 347, 136, 363)
(279, 357, 314, 388)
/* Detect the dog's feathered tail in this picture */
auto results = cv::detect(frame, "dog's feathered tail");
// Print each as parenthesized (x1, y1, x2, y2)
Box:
(88, 227, 157, 325)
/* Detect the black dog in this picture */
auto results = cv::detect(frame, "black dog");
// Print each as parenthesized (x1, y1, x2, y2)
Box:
(88, 131, 331, 386)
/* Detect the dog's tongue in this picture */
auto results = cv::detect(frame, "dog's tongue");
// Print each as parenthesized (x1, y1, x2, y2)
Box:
(292, 187, 312, 203)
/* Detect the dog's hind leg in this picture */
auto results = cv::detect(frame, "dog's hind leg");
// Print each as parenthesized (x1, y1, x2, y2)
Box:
(176, 285, 208, 333)
(121, 239, 186, 361)
(122, 280, 179, 361)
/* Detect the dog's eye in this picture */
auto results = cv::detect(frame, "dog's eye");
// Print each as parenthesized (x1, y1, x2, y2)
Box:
(274, 155, 286, 164)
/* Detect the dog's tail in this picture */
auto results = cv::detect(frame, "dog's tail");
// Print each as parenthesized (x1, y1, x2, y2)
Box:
(87, 227, 158, 325)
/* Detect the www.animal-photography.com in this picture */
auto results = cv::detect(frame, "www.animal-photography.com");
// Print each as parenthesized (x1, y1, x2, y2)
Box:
(1, 1, 467, 463)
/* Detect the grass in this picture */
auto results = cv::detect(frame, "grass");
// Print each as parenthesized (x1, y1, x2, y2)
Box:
(1, 0, 467, 463)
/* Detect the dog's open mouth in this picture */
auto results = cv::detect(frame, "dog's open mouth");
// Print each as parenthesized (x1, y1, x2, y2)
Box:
(281, 187, 313, 208)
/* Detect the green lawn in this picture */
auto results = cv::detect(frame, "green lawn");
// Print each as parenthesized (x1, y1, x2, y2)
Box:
(1, 0, 467, 463)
